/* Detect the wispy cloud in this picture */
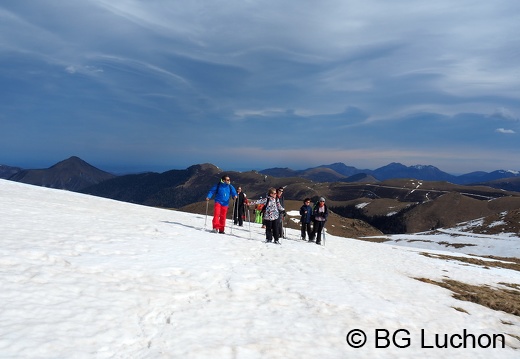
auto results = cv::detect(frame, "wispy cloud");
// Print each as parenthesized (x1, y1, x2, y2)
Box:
(492, 107, 519, 122)
(1, 1, 520, 173)
(495, 128, 516, 134)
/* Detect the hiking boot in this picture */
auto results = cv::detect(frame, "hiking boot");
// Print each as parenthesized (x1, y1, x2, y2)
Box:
(274, 240, 280, 244)
(316, 241, 321, 245)
(308, 239, 314, 243)
(219, 230, 225, 234)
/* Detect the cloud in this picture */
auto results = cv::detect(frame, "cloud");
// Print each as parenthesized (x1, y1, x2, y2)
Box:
(495, 128, 516, 134)
(2, 1, 520, 173)
(491, 107, 519, 122)
(65, 65, 103, 75)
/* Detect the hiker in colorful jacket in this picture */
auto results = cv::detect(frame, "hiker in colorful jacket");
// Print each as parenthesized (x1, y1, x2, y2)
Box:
(206, 175, 238, 234)
(276, 187, 286, 238)
(310, 197, 328, 245)
(249, 188, 285, 244)
(254, 201, 265, 224)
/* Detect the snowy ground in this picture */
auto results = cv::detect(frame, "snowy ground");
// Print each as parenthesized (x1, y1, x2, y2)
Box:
(1, 179, 519, 358)
(371, 229, 519, 258)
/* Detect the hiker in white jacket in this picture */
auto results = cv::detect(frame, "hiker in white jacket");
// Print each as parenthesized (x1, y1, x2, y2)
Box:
(249, 187, 285, 244)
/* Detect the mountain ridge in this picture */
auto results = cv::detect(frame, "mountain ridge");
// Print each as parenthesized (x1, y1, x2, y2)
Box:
(3, 156, 520, 238)
(6, 156, 116, 191)
(260, 162, 520, 185)
(3, 157, 520, 185)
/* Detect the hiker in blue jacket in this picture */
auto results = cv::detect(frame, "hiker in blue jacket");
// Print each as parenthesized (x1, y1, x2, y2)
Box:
(206, 175, 238, 234)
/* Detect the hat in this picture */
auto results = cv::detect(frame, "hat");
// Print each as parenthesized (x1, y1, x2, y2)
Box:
(319, 197, 326, 202)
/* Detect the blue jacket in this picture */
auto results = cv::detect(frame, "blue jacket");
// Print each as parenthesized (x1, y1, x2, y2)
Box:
(299, 204, 313, 223)
(207, 181, 237, 206)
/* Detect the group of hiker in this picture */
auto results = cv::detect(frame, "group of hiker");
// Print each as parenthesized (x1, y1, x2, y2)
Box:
(205, 175, 329, 245)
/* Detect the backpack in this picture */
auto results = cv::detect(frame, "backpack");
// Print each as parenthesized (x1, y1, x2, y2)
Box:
(260, 197, 270, 215)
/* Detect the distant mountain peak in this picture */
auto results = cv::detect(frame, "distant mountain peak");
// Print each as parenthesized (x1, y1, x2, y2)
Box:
(10, 156, 115, 191)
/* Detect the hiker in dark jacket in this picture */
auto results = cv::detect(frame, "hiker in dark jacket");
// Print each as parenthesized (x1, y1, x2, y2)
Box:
(299, 198, 313, 240)
(310, 197, 328, 245)
(206, 175, 238, 234)
(233, 187, 248, 226)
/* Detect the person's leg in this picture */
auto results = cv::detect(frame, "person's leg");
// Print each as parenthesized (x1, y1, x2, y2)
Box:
(306, 222, 312, 239)
(238, 207, 244, 226)
(218, 205, 229, 233)
(273, 219, 280, 243)
(265, 220, 274, 242)
(277, 217, 283, 238)
(212, 202, 222, 230)
(310, 221, 317, 242)
(315, 221, 324, 244)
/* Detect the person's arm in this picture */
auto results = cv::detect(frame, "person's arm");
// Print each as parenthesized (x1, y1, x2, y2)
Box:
(206, 184, 217, 200)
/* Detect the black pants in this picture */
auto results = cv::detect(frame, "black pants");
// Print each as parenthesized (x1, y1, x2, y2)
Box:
(264, 219, 280, 242)
(234, 206, 244, 226)
(301, 222, 312, 239)
(277, 216, 284, 238)
(312, 220, 325, 243)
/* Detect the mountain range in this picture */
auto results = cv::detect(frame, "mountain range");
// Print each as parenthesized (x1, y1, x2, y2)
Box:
(3, 157, 520, 187)
(2, 156, 520, 240)
(260, 162, 520, 185)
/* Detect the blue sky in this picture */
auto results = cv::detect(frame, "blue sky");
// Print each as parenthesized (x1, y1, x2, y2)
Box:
(1, 1, 519, 174)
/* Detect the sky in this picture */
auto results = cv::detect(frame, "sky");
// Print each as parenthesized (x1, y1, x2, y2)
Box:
(1, 1, 520, 174)
(1, 179, 519, 357)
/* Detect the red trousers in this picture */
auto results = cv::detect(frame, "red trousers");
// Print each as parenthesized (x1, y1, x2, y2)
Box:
(212, 202, 229, 232)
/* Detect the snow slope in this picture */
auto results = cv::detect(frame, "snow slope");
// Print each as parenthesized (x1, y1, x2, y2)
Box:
(375, 229, 519, 258)
(0, 179, 519, 358)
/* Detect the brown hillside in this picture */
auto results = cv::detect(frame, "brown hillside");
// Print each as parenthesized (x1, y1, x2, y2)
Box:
(473, 209, 520, 235)
(402, 193, 520, 233)
(403, 192, 491, 232)
(341, 198, 413, 217)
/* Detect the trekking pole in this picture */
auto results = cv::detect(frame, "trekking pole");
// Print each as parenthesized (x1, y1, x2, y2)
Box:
(247, 207, 252, 239)
(204, 200, 209, 230)
(323, 225, 326, 246)
(230, 197, 236, 234)
(280, 217, 284, 244)
(283, 214, 287, 238)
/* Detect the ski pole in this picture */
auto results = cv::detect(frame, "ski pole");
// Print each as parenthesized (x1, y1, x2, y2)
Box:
(280, 217, 284, 244)
(247, 207, 252, 239)
(323, 225, 326, 246)
(230, 197, 236, 234)
(204, 200, 209, 229)
(283, 214, 286, 238)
